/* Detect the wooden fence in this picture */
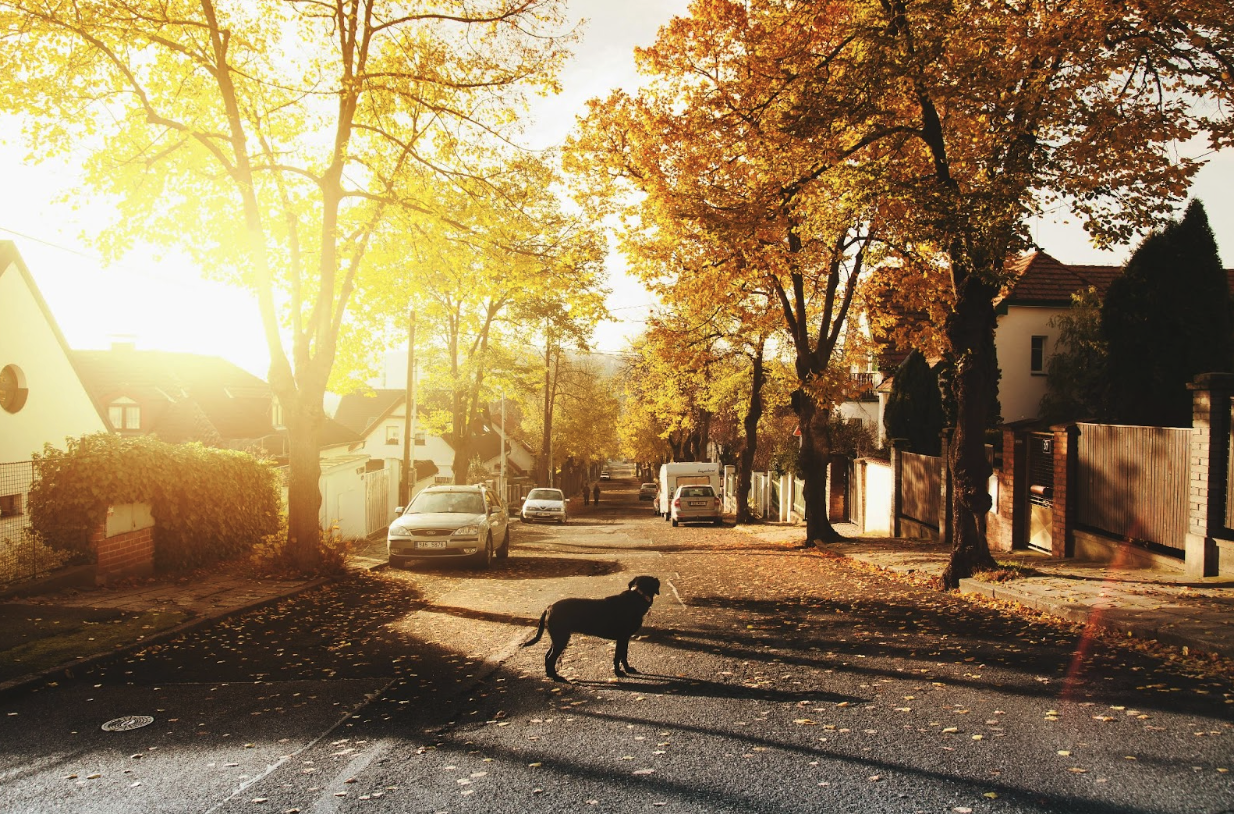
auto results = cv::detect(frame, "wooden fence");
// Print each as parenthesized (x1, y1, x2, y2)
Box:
(900, 451, 941, 527)
(1075, 423, 1190, 552)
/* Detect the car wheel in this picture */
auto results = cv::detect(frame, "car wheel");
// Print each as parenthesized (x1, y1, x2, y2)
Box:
(474, 534, 493, 569)
(389, 555, 408, 570)
(714, 517, 723, 526)
(671, 516, 679, 527)
(497, 528, 510, 559)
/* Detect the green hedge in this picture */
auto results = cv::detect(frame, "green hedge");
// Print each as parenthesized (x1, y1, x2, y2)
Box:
(30, 433, 281, 572)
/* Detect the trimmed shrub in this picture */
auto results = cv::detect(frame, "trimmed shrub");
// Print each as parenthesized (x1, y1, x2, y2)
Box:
(30, 433, 280, 572)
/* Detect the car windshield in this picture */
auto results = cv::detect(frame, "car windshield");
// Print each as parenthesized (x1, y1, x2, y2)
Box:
(407, 491, 484, 514)
(527, 489, 564, 502)
(680, 487, 714, 498)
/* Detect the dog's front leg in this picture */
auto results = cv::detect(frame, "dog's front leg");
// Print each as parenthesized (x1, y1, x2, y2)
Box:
(613, 637, 638, 677)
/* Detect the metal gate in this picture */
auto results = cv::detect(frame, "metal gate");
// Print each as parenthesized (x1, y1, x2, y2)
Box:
(1025, 433, 1054, 552)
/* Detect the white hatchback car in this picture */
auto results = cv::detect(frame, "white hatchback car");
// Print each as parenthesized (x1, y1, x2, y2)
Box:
(670, 484, 723, 527)
(520, 487, 568, 524)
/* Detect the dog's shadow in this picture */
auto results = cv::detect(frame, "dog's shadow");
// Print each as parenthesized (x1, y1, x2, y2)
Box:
(565, 672, 867, 706)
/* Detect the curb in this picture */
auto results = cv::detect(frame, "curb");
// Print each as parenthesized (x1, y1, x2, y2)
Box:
(957, 578, 1233, 661)
(0, 575, 335, 700)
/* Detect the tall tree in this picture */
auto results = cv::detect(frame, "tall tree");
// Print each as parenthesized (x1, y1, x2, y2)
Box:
(0, 0, 573, 568)
(1103, 199, 1233, 426)
(831, 0, 1233, 586)
(884, 350, 945, 456)
(569, 0, 893, 542)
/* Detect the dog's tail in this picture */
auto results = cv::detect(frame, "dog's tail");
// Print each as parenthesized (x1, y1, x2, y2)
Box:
(522, 609, 548, 647)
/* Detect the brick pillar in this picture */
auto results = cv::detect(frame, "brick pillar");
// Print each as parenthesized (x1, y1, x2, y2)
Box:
(1186, 373, 1234, 577)
(939, 428, 953, 546)
(889, 439, 904, 537)
(987, 427, 1019, 553)
(1049, 424, 1078, 559)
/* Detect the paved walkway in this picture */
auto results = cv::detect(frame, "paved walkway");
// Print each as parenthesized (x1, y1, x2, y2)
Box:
(738, 523, 1234, 661)
(3, 523, 1232, 699)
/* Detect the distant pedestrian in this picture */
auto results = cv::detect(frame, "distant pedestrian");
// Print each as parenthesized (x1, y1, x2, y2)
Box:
(593, 483, 601, 505)
(582, 484, 589, 506)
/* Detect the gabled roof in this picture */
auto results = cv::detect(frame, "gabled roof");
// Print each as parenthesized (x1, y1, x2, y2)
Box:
(72, 348, 277, 443)
(0, 241, 110, 429)
(332, 388, 407, 435)
(998, 252, 1121, 307)
(1000, 250, 1234, 309)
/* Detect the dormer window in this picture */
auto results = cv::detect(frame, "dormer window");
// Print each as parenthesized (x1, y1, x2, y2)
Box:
(108, 397, 141, 430)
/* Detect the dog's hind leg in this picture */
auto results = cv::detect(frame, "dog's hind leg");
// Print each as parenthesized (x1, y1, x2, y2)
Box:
(545, 631, 571, 682)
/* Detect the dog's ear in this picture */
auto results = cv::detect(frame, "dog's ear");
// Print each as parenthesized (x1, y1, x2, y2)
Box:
(628, 577, 639, 591)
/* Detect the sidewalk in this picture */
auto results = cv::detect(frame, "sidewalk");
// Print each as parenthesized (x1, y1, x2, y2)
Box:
(0, 549, 386, 698)
(740, 522, 1234, 661)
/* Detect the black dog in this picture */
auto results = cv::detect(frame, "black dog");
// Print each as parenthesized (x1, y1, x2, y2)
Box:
(522, 576, 660, 682)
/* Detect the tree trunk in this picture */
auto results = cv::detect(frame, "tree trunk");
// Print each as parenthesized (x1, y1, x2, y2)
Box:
(539, 340, 554, 486)
(795, 392, 843, 543)
(940, 274, 999, 588)
(284, 395, 324, 571)
(736, 345, 766, 524)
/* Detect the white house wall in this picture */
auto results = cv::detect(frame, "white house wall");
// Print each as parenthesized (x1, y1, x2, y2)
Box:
(836, 400, 883, 445)
(994, 305, 1066, 423)
(0, 255, 107, 462)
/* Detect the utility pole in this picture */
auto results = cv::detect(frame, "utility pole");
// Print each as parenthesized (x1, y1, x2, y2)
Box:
(400, 308, 416, 506)
(500, 391, 507, 502)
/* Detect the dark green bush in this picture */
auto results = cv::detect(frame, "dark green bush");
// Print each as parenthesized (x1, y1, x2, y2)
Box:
(30, 433, 280, 572)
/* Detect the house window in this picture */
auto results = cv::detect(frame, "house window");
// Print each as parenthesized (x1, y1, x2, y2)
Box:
(415, 431, 426, 446)
(434, 475, 452, 484)
(0, 493, 22, 518)
(272, 399, 284, 429)
(1030, 336, 1047, 375)
(385, 424, 400, 445)
(108, 397, 141, 430)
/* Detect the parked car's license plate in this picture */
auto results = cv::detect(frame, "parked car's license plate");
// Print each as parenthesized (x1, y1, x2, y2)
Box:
(416, 540, 448, 549)
(688, 500, 707, 507)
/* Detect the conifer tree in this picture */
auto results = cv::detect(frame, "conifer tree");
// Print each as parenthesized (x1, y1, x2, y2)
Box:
(1103, 200, 1233, 427)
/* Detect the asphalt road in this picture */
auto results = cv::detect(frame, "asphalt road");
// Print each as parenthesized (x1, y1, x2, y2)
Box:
(1, 476, 1232, 814)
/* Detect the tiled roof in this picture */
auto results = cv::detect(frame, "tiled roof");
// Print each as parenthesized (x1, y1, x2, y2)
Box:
(999, 252, 1120, 306)
(1001, 251, 1233, 308)
(332, 389, 406, 435)
(73, 348, 276, 443)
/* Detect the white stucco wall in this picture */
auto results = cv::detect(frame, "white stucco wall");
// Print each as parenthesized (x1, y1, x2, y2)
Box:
(862, 459, 893, 535)
(837, 399, 883, 443)
(994, 305, 1067, 423)
(355, 403, 456, 490)
(0, 258, 107, 462)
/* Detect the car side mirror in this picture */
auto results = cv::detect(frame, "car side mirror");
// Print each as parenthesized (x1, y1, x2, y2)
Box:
(394, 506, 404, 515)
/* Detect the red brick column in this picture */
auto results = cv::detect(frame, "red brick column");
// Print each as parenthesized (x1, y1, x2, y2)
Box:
(986, 427, 1019, 553)
(91, 522, 155, 584)
(1186, 373, 1234, 577)
(1049, 425, 1077, 559)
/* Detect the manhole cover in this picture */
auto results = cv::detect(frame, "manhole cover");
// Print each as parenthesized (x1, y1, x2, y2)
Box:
(101, 715, 154, 732)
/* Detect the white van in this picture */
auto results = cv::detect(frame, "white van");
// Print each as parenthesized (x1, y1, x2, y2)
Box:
(657, 462, 722, 520)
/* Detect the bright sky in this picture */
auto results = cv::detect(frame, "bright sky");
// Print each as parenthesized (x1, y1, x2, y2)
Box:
(1, 0, 1230, 378)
